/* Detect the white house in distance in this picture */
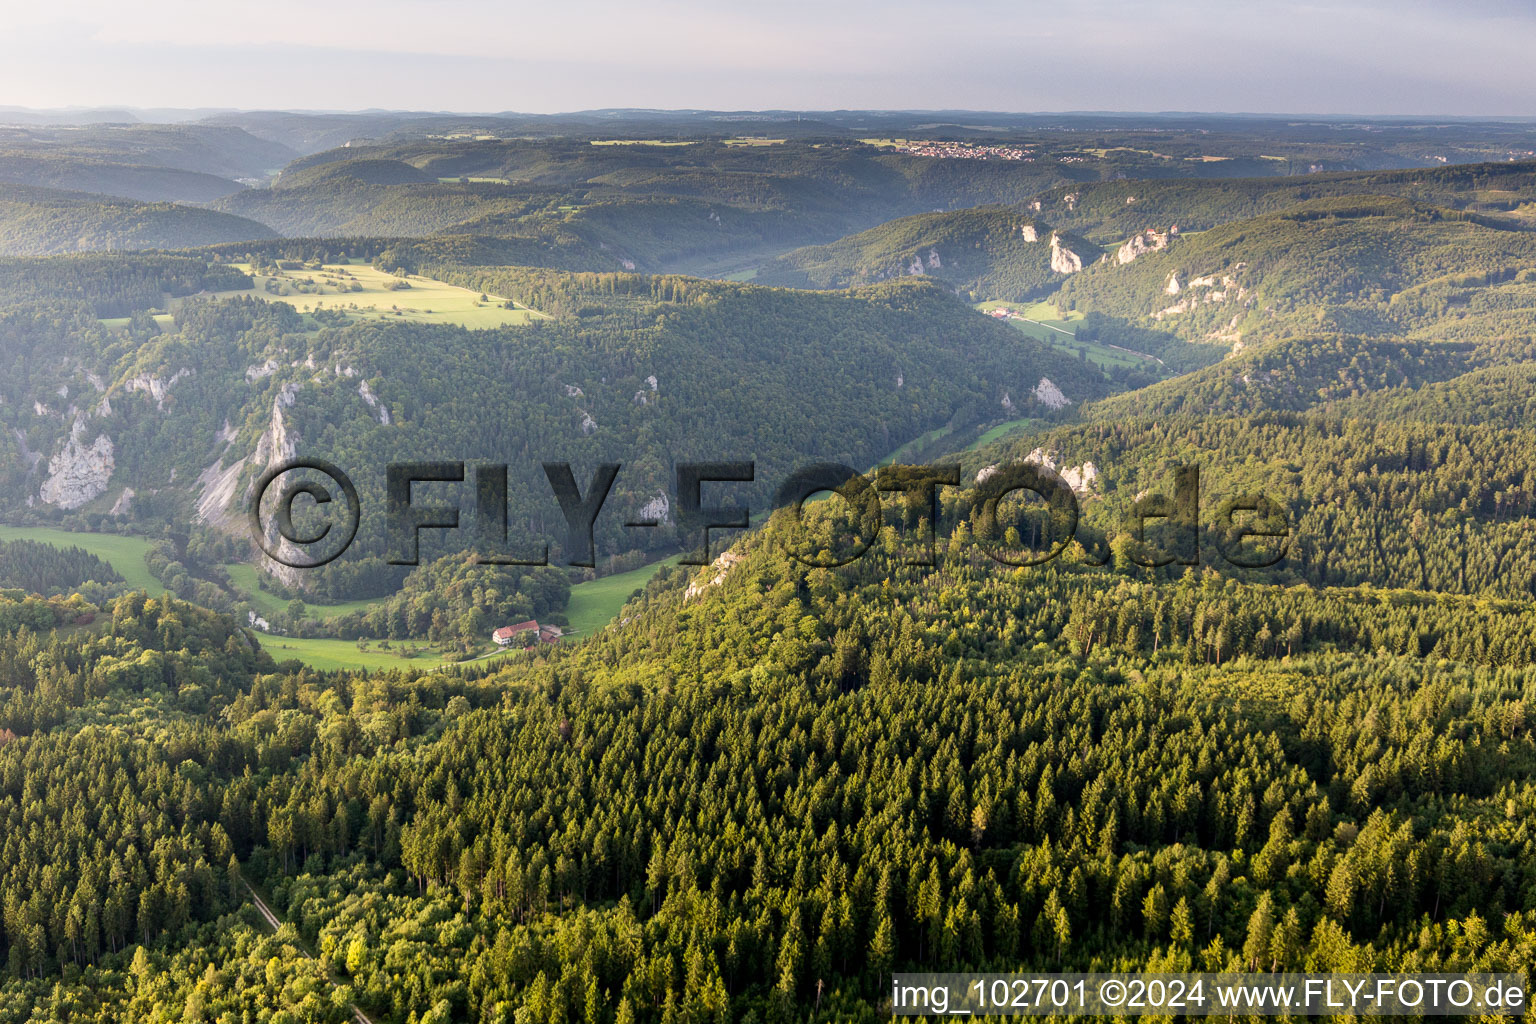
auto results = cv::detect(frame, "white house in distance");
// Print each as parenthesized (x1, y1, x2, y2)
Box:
(492, 621, 539, 646)
(492, 620, 565, 646)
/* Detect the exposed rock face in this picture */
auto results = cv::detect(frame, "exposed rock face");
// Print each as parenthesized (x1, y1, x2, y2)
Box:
(1049, 233, 1083, 274)
(1154, 271, 1248, 320)
(1021, 223, 1038, 242)
(635, 491, 671, 525)
(1117, 228, 1171, 265)
(40, 418, 115, 509)
(246, 359, 280, 382)
(110, 487, 134, 516)
(358, 381, 391, 425)
(926, 248, 941, 269)
(564, 384, 584, 398)
(978, 447, 1099, 498)
(907, 255, 925, 275)
(126, 368, 193, 410)
(580, 412, 597, 436)
(684, 547, 745, 601)
(1032, 377, 1071, 410)
(1165, 272, 1182, 295)
(1026, 447, 1100, 497)
(645, 375, 659, 392)
(1000, 392, 1016, 414)
(197, 382, 300, 531)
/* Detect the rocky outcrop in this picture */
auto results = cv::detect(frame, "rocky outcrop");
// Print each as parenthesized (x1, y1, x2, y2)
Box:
(1117, 228, 1171, 265)
(245, 359, 280, 382)
(684, 547, 745, 601)
(1032, 377, 1071, 410)
(358, 381, 391, 425)
(1165, 272, 1182, 295)
(39, 417, 114, 509)
(1049, 233, 1084, 274)
(977, 447, 1099, 498)
(579, 412, 597, 436)
(1021, 223, 1038, 242)
(110, 487, 135, 516)
(197, 382, 300, 531)
(1154, 271, 1248, 320)
(635, 491, 671, 525)
(126, 368, 193, 410)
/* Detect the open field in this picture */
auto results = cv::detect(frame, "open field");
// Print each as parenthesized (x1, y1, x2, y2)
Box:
(99, 312, 175, 329)
(251, 633, 523, 673)
(224, 563, 381, 621)
(0, 525, 165, 594)
(975, 300, 1152, 370)
(248, 553, 683, 670)
(187, 263, 548, 329)
(969, 416, 1045, 450)
(565, 555, 683, 638)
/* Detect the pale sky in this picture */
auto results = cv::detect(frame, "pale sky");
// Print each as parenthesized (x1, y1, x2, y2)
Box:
(2, 0, 1533, 116)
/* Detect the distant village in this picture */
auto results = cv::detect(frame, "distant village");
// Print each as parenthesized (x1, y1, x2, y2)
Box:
(890, 141, 1033, 161)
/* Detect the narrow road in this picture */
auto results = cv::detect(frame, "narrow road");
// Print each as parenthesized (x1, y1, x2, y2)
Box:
(244, 881, 377, 1024)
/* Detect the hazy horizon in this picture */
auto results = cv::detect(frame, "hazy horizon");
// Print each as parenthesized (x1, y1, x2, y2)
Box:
(2, 0, 1532, 118)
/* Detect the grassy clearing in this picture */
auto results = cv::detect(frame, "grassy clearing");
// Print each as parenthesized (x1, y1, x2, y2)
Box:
(565, 555, 683, 638)
(253, 553, 683, 671)
(0, 525, 165, 594)
(969, 417, 1045, 451)
(251, 634, 519, 673)
(189, 264, 548, 330)
(976, 300, 1149, 370)
(223, 563, 381, 621)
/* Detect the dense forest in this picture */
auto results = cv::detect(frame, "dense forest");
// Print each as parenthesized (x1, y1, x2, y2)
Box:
(0, 503, 1532, 1022)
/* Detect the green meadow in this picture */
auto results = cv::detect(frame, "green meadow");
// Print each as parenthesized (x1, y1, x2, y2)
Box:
(223, 563, 382, 621)
(191, 264, 548, 330)
(0, 525, 165, 594)
(563, 555, 684, 638)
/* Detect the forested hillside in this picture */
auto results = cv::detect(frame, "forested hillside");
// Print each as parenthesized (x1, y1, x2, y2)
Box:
(0, 259, 1104, 610)
(1020, 160, 1536, 243)
(0, 185, 277, 256)
(0, 505, 1531, 1022)
(755, 206, 1099, 300)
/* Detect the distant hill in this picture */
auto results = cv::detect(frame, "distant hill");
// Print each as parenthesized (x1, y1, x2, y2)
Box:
(0, 183, 278, 256)
(0, 153, 243, 203)
(1054, 195, 1536, 347)
(756, 205, 1101, 299)
(1023, 159, 1536, 243)
(0, 124, 296, 181)
(212, 139, 1091, 273)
